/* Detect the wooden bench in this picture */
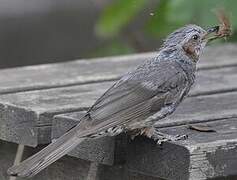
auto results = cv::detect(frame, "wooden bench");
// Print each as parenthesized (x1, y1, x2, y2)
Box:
(0, 44, 237, 180)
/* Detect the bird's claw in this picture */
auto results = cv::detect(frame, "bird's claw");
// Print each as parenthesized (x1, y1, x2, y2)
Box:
(151, 129, 188, 145)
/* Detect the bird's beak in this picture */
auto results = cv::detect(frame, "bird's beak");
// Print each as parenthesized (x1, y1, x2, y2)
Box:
(202, 26, 220, 42)
(206, 26, 220, 34)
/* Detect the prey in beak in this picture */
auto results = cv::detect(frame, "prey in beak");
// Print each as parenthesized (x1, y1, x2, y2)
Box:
(202, 9, 232, 42)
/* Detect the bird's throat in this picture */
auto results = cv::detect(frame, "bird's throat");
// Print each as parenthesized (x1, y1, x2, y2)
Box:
(182, 45, 199, 62)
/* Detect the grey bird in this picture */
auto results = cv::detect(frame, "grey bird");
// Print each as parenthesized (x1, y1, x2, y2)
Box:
(8, 24, 221, 178)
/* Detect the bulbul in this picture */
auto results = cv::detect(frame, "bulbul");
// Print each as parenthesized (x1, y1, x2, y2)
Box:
(8, 24, 223, 178)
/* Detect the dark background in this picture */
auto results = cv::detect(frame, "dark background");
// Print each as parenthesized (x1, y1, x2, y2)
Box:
(0, 0, 236, 68)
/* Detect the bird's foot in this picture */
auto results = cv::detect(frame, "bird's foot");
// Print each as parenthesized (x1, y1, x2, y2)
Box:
(151, 128, 188, 145)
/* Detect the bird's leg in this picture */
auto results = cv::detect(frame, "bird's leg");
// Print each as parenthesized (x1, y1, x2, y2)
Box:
(145, 104, 176, 124)
(146, 127, 188, 145)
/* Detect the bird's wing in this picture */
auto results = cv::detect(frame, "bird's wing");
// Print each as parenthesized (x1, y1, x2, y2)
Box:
(7, 59, 190, 178)
(80, 59, 189, 134)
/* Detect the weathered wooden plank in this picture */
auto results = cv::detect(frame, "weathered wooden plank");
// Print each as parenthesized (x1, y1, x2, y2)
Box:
(1, 65, 237, 117)
(52, 92, 237, 164)
(0, 140, 165, 180)
(192, 66, 237, 96)
(0, 44, 236, 94)
(126, 118, 237, 180)
(51, 117, 237, 179)
(0, 45, 236, 178)
(1, 64, 237, 146)
(171, 119, 237, 180)
(0, 140, 93, 180)
(0, 81, 113, 146)
(155, 90, 237, 127)
(52, 91, 237, 166)
(86, 162, 101, 180)
(197, 44, 237, 69)
(0, 104, 38, 146)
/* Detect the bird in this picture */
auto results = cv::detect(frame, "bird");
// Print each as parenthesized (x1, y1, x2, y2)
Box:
(8, 24, 221, 178)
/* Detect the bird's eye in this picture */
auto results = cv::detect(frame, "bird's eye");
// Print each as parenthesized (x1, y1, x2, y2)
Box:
(192, 34, 199, 40)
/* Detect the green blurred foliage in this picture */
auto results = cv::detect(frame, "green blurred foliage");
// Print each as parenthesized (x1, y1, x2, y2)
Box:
(148, 0, 237, 38)
(146, 0, 177, 37)
(93, 0, 237, 56)
(95, 0, 146, 38)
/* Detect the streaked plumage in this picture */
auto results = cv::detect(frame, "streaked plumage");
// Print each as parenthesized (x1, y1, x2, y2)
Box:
(8, 25, 217, 178)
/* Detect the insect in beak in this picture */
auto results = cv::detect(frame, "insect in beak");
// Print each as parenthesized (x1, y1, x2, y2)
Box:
(202, 9, 232, 42)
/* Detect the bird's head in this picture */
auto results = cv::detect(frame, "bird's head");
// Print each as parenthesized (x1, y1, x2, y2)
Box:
(163, 24, 220, 62)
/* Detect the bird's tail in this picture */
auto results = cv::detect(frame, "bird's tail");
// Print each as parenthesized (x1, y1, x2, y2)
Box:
(7, 123, 86, 178)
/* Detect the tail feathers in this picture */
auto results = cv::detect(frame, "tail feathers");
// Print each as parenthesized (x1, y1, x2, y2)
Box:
(8, 124, 85, 178)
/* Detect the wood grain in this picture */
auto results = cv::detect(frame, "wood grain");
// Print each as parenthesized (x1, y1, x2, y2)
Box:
(0, 140, 165, 180)
(0, 44, 236, 94)
(0, 44, 236, 179)
(1, 65, 237, 146)
(52, 91, 237, 165)
(126, 118, 237, 180)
